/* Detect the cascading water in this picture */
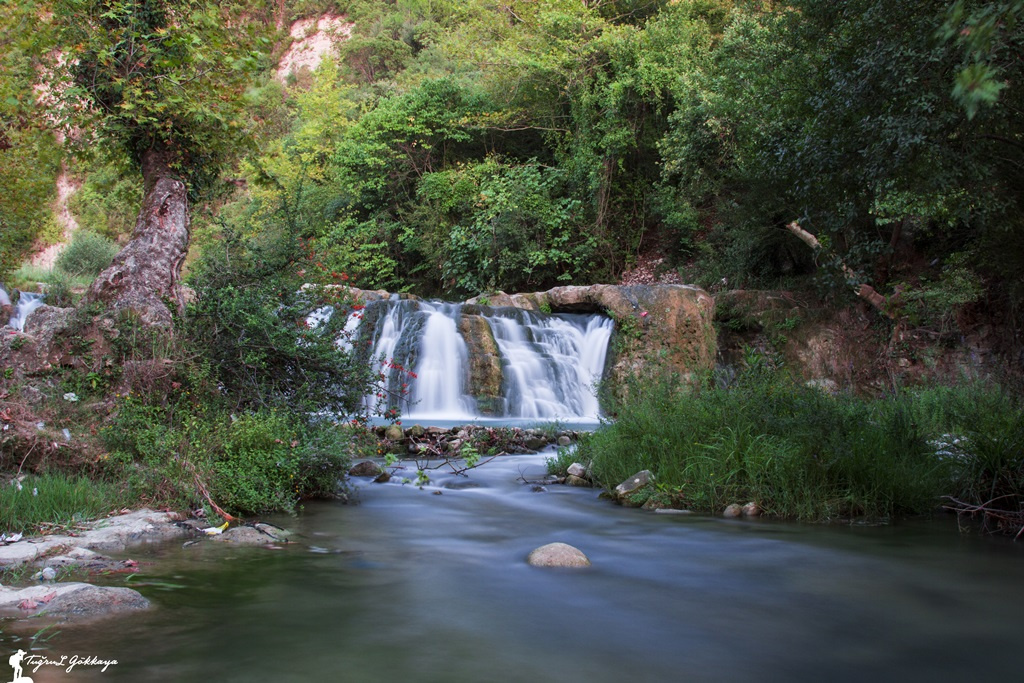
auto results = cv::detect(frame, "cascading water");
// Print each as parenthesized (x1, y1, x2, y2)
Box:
(6, 291, 45, 332)
(349, 298, 613, 421)
(484, 309, 612, 419)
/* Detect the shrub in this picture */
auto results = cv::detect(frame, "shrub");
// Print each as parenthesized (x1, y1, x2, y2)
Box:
(103, 397, 355, 516)
(186, 225, 377, 417)
(56, 230, 119, 277)
(206, 412, 351, 515)
(44, 268, 76, 307)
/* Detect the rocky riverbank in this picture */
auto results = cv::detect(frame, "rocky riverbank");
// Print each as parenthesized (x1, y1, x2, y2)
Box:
(0, 508, 296, 623)
(368, 422, 580, 457)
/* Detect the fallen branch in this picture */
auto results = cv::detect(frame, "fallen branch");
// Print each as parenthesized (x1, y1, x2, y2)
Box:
(179, 457, 238, 522)
(785, 221, 896, 319)
(943, 495, 1024, 539)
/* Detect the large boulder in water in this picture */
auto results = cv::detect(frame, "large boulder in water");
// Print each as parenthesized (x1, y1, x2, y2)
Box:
(527, 542, 591, 568)
(0, 582, 149, 621)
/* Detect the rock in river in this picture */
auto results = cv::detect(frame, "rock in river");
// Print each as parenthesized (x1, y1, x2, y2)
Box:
(349, 460, 384, 477)
(527, 542, 591, 568)
(614, 470, 654, 498)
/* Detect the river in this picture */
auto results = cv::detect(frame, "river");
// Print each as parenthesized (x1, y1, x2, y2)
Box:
(4, 452, 1024, 682)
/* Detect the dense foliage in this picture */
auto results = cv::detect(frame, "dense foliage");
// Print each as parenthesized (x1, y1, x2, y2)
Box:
(2, 0, 1021, 313)
(2, 0, 1023, 524)
(92, 224, 384, 516)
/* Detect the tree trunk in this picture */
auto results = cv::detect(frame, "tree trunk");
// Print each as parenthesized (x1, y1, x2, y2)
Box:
(85, 146, 190, 327)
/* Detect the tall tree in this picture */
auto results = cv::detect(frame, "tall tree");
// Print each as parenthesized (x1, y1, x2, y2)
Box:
(0, 1, 61, 279)
(53, 0, 263, 324)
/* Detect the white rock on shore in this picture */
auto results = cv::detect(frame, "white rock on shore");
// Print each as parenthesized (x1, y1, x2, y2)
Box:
(0, 582, 150, 620)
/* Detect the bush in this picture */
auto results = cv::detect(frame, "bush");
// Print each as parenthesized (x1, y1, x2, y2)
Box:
(186, 225, 377, 417)
(207, 412, 351, 515)
(56, 230, 119, 277)
(103, 396, 357, 516)
(45, 268, 76, 307)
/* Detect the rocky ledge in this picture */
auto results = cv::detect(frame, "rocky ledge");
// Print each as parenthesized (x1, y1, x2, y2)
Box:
(0, 509, 187, 622)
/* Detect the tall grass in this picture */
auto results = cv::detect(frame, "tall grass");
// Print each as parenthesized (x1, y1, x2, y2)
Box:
(571, 368, 1022, 523)
(0, 474, 127, 534)
(9, 263, 94, 294)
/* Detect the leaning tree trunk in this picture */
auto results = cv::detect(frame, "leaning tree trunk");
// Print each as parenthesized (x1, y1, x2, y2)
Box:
(85, 147, 190, 327)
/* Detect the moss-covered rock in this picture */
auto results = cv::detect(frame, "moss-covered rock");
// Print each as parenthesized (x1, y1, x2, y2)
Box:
(457, 313, 503, 413)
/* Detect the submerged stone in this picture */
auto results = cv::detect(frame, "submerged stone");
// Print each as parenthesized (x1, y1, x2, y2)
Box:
(348, 461, 383, 477)
(525, 436, 548, 451)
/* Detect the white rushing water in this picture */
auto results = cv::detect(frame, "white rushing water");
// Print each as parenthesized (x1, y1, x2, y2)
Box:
(351, 298, 614, 421)
(7, 291, 45, 332)
(484, 310, 613, 419)
(407, 303, 476, 420)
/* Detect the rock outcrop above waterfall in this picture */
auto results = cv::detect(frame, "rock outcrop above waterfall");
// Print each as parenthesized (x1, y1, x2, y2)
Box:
(469, 284, 716, 386)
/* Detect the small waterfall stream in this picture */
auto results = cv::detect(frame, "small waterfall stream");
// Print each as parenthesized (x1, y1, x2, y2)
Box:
(5, 291, 46, 332)
(346, 298, 614, 421)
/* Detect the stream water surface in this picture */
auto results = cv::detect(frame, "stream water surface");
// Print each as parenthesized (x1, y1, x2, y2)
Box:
(5, 453, 1024, 682)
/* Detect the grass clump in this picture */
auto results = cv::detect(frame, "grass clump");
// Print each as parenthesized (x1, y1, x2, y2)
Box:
(571, 361, 1022, 524)
(0, 473, 127, 535)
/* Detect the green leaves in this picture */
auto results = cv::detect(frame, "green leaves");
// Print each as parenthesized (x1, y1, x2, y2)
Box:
(953, 61, 1008, 119)
(51, 0, 267, 186)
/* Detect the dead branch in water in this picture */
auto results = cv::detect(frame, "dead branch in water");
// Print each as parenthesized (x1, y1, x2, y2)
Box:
(943, 495, 1024, 539)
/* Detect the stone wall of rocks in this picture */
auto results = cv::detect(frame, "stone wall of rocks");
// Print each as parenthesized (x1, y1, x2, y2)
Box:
(368, 423, 579, 457)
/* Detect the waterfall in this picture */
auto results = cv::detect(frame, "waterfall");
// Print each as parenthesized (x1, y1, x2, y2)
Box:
(7, 291, 46, 332)
(484, 310, 612, 419)
(347, 298, 613, 422)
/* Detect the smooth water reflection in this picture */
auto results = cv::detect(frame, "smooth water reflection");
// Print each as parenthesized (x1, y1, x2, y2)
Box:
(5, 454, 1024, 682)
